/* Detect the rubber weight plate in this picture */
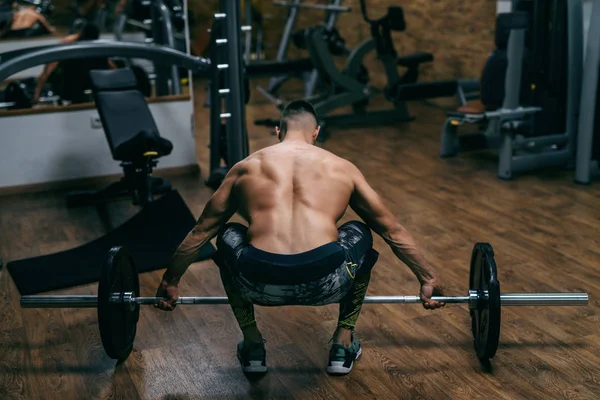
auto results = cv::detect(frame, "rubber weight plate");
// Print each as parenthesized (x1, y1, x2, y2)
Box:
(98, 246, 140, 361)
(469, 243, 501, 362)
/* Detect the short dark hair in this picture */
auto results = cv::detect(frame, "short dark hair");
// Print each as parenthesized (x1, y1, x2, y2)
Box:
(78, 22, 100, 41)
(279, 99, 319, 133)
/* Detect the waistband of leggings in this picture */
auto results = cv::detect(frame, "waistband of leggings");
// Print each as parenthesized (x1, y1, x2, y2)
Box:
(242, 242, 344, 267)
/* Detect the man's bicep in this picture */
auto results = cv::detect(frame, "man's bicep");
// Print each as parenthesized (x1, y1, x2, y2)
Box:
(196, 168, 239, 230)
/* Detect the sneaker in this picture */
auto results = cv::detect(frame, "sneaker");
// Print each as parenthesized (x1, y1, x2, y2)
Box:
(326, 336, 362, 375)
(236, 340, 267, 373)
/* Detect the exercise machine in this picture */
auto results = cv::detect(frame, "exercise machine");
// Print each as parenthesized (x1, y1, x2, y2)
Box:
(113, 0, 185, 96)
(0, 77, 59, 109)
(440, 0, 583, 180)
(260, 0, 351, 99)
(295, 5, 429, 138)
(574, 0, 600, 184)
(275, 2, 477, 140)
(70, 0, 110, 33)
(357, 0, 479, 107)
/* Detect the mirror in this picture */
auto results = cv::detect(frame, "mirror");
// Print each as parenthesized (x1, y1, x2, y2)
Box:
(0, 0, 192, 112)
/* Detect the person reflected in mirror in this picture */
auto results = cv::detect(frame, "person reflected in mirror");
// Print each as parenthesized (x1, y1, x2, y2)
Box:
(0, 2, 56, 39)
(32, 22, 118, 104)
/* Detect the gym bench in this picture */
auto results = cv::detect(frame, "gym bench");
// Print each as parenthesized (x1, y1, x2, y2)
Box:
(66, 67, 174, 208)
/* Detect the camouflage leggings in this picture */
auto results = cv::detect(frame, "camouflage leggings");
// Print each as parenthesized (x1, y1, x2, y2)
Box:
(214, 221, 379, 330)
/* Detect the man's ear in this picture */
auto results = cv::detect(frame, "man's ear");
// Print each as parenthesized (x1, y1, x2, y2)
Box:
(312, 126, 321, 143)
(275, 126, 282, 141)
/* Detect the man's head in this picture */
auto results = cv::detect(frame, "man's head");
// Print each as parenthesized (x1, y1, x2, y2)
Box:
(276, 100, 320, 143)
(77, 22, 100, 41)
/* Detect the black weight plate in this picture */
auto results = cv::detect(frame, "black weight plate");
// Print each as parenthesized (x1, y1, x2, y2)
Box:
(98, 246, 140, 361)
(469, 243, 501, 362)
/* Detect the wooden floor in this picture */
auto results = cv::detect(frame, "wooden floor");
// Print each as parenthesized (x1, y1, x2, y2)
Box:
(1, 83, 599, 400)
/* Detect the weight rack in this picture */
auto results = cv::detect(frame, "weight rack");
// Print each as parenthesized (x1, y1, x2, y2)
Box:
(206, 0, 251, 189)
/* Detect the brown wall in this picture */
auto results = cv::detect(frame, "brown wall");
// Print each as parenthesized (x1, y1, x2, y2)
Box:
(188, 0, 497, 83)
(46, 0, 496, 83)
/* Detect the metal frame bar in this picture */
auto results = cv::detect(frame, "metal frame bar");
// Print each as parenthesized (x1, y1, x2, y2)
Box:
(0, 41, 210, 81)
(154, 0, 182, 95)
(208, 17, 228, 177)
(222, 0, 249, 165)
(303, 0, 346, 97)
(497, 24, 527, 179)
(575, 0, 600, 184)
(266, 0, 302, 93)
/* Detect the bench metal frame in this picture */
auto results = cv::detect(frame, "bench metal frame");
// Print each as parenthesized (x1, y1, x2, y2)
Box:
(574, 0, 600, 184)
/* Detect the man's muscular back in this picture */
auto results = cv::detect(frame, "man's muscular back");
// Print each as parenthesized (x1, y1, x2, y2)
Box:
(234, 141, 355, 254)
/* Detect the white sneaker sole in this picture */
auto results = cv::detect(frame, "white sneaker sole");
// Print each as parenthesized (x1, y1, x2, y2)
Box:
(326, 347, 362, 375)
(241, 360, 268, 373)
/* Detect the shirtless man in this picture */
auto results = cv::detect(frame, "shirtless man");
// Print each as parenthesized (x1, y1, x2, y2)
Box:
(155, 100, 445, 375)
(2, 3, 55, 37)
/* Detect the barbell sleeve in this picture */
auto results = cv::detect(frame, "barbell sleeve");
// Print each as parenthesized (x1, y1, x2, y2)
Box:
(20, 295, 98, 308)
(499, 292, 589, 306)
(20, 292, 588, 308)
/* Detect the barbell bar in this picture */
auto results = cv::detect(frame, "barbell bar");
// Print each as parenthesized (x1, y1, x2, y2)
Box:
(20, 292, 589, 308)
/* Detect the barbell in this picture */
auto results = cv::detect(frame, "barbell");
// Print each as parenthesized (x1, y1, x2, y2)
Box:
(272, 1, 351, 12)
(19, 243, 588, 364)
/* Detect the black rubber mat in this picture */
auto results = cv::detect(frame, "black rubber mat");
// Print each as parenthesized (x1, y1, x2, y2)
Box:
(7, 190, 215, 295)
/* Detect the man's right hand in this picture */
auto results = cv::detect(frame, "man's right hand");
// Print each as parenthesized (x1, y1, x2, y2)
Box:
(154, 279, 179, 311)
(419, 279, 445, 310)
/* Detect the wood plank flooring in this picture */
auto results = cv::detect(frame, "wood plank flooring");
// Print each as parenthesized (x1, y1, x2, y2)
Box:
(0, 83, 599, 399)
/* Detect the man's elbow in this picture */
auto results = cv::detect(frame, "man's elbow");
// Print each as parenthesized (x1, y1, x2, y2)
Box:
(381, 223, 411, 245)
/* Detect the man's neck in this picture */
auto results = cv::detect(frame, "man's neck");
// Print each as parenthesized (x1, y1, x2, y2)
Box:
(282, 131, 311, 144)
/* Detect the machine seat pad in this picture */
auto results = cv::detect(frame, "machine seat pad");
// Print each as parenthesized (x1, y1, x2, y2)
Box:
(457, 100, 486, 114)
(113, 130, 173, 161)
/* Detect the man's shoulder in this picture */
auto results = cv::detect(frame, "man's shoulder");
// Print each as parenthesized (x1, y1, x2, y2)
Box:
(319, 149, 357, 171)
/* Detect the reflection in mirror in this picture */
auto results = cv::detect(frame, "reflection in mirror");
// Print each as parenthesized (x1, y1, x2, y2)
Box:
(0, 0, 56, 40)
(0, 0, 191, 113)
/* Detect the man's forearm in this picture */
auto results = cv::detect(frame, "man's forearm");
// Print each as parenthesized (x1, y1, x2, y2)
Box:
(162, 229, 212, 284)
(382, 225, 436, 285)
